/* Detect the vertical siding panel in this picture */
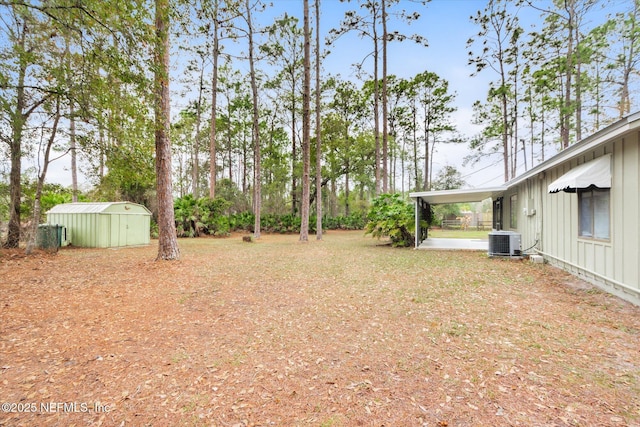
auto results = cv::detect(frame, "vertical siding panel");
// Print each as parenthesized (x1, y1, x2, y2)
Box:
(621, 133, 639, 291)
(79, 213, 85, 246)
(83, 214, 88, 247)
(613, 139, 625, 284)
(87, 214, 92, 247)
(111, 215, 118, 247)
(89, 214, 95, 247)
(81, 213, 87, 247)
(560, 163, 571, 261)
(584, 242, 593, 272)
(569, 177, 577, 264)
(547, 172, 555, 256)
(594, 243, 605, 275)
(549, 169, 557, 255)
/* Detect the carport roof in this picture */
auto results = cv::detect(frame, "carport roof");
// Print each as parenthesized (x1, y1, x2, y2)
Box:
(410, 187, 506, 204)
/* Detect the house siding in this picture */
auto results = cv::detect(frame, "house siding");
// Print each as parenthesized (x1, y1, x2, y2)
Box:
(515, 132, 640, 305)
(411, 113, 640, 305)
(617, 133, 639, 292)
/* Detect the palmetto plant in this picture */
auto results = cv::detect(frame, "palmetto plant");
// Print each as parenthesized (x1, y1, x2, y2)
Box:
(364, 193, 417, 247)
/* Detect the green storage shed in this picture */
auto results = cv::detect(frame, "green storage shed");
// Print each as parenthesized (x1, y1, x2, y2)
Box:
(46, 202, 152, 248)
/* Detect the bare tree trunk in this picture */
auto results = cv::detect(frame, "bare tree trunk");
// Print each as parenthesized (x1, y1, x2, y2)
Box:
(4, 19, 27, 249)
(64, 36, 79, 203)
(209, 5, 220, 199)
(99, 127, 105, 178)
(412, 104, 419, 191)
(246, 0, 261, 239)
(423, 111, 430, 191)
(315, 0, 323, 240)
(330, 177, 336, 217)
(373, 9, 380, 196)
(155, 0, 180, 261)
(620, 0, 636, 118)
(6, 114, 24, 249)
(242, 126, 248, 194)
(574, 24, 582, 142)
(345, 167, 350, 216)
(192, 64, 204, 198)
(561, 2, 574, 150)
(300, 0, 311, 242)
(228, 99, 233, 183)
(26, 99, 61, 255)
(70, 105, 78, 202)
(381, 0, 388, 193)
(291, 88, 298, 215)
(401, 138, 406, 196)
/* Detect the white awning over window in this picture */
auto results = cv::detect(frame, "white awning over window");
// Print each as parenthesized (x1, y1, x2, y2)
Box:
(548, 154, 611, 193)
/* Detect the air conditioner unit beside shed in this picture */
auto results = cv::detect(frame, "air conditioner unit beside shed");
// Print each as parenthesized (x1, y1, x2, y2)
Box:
(488, 231, 522, 257)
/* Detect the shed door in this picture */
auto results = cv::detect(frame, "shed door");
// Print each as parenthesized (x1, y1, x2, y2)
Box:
(126, 216, 145, 246)
(110, 214, 147, 246)
(120, 215, 131, 246)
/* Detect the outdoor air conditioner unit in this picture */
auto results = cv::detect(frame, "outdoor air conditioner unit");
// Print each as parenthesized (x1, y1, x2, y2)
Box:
(488, 231, 522, 257)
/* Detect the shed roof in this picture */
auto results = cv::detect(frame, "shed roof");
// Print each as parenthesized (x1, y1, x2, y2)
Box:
(47, 202, 151, 215)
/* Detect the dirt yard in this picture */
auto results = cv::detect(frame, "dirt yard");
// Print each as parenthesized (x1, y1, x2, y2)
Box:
(1, 231, 639, 426)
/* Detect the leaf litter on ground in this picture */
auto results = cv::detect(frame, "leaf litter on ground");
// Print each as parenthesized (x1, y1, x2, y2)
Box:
(1, 231, 639, 426)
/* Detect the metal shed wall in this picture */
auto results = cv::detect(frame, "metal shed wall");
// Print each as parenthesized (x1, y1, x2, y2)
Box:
(46, 202, 151, 248)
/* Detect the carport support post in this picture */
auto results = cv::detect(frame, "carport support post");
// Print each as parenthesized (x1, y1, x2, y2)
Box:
(414, 197, 419, 248)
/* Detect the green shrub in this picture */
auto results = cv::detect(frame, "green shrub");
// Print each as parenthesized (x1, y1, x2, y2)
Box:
(229, 211, 255, 232)
(174, 195, 232, 237)
(198, 197, 232, 236)
(323, 212, 366, 230)
(175, 208, 367, 237)
(364, 193, 415, 247)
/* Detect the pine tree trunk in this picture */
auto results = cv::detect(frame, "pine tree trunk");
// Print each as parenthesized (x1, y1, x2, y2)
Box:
(291, 90, 297, 215)
(562, 3, 574, 150)
(4, 19, 27, 249)
(381, 0, 388, 193)
(315, 0, 323, 240)
(70, 107, 78, 202)
(373, 5, 380, 196)
(193, 65, 204, 198)
(246, 0, 261, 239)
(574, 25, 582, 142)
(155, 0, 180, 261)
(65, 36, 78, 203)
(300, 0, 311, 242)
(209, 7, 219, 199)
(26, 99, 61, 255)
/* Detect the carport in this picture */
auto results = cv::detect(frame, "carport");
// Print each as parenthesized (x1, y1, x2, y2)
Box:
(409, 187, 506, 249)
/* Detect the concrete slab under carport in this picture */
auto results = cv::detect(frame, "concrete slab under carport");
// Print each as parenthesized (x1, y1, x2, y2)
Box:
(418, 238, 488, 251)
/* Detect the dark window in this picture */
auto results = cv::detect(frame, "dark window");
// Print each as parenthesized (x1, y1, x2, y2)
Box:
(510, 194, 517, 229)
(578, 188, 610, 240)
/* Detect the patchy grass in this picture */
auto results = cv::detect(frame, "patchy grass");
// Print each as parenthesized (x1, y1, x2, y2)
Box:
(1, 230, 639, 426)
